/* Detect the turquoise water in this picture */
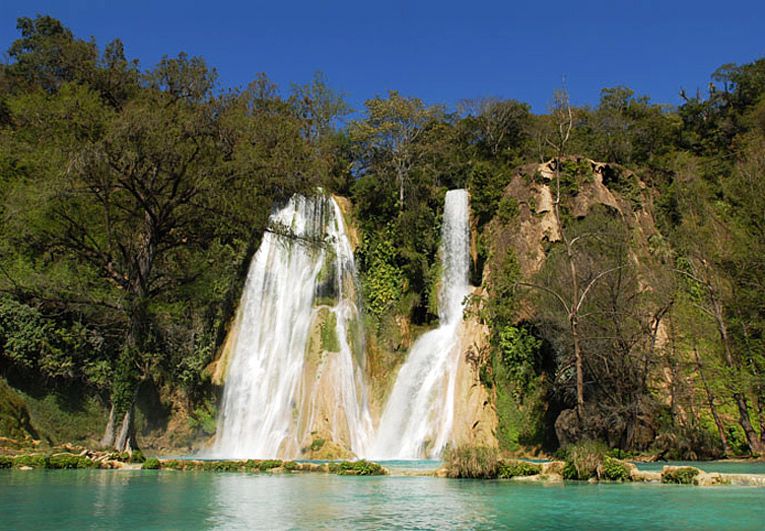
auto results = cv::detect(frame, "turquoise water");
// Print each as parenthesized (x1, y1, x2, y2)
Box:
(632, 460, 765, 474)
(2, 470, 764, 530)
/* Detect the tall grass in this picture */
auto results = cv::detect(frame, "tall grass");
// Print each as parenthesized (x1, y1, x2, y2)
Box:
(442, 445, 500, 478)
(561, 440, 608, 480)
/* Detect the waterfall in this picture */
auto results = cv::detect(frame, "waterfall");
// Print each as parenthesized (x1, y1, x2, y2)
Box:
(212, 194, 372, 459)
(370, 189, 471, 459)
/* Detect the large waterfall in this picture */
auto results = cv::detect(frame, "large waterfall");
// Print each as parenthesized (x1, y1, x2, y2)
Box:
(370, 189, 471, 459)
(212, 194, 372, 459)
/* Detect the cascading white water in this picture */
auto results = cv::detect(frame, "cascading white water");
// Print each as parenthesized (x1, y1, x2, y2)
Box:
(212, 194, 372, 459)
(370, 189, 471, 459)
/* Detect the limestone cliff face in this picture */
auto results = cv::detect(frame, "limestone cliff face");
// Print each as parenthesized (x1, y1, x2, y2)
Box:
(482, 158, 679, 450)
(295, 307, 357, 459)
(450, 314, 498, 448)
(208, 307, 241, 386)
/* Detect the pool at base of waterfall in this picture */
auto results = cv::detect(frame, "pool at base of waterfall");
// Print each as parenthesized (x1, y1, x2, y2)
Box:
(2, 469, 764, 530)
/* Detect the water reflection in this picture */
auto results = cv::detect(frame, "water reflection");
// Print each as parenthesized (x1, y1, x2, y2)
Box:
(208, 473, 493, 529)
(2, 470, 765, 530)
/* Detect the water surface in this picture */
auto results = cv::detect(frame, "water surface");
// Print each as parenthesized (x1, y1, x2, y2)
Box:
(2, 470, 764, 530)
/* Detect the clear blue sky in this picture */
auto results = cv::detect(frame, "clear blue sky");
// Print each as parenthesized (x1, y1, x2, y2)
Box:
(2, 0, 764, 113)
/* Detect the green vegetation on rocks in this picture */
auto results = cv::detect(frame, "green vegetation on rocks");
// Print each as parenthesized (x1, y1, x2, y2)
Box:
(1, 13, 765, 462)
(443, 445, 500, 479)
(328, 460, 386, 476)
(662, 467, 701, 485)
(497, 460, 542, 478)
(601, 457, 631, 481)
(142, 457, 160, 470)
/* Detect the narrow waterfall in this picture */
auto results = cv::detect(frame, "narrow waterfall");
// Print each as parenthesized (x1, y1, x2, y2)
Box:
(212, 194, 372, 459)
(370, 189, 471, 459)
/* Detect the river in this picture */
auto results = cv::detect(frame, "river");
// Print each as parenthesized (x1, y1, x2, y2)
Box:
(2, 467, 764, 530)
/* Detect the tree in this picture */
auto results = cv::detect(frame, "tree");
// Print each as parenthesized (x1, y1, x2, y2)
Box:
(518, 91, 628, 423)
(4, 52, 226, 452)
(6, 15, 98, 94)
(458, 97, 531, 159)
(350, 90, 442, 209)
(671, 160, 763, 454)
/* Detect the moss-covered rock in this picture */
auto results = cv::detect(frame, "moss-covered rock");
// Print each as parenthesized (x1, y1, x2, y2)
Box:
(497, 460, 542, 478)
(12, 454, 48, 469)
(47, 453, 95, 469)
(142, 457, 161, 470)
(328, 460, 386, 476)
(661, 466, 701, 485)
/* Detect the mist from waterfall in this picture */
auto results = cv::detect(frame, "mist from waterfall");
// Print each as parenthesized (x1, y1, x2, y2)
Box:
(211, 194, 372, 459)
(370, 189, 471, 459)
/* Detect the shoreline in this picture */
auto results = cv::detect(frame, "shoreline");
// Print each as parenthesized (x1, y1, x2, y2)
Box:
(3, 451, 765, 487)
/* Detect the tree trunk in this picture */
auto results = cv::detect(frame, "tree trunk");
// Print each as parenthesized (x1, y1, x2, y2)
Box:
(397, 168, 404, 210)
(100, 403, 116, 449)
(694, 347, 730, 455)
(758, 392, 765, 447)
(714, 306, 762, 453)
(571, 316, 584, 419)
(114, 403, 138, 454)
(733, 392, 762, 454)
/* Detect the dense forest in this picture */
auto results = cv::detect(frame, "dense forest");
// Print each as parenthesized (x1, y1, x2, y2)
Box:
(1, 15, 763, 459)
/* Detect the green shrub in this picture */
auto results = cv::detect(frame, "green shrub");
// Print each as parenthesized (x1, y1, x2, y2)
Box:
(442, 445, 500, 478)
(328, 460, 385, 476)
(283, 461, 299, 471)
(159, 459, 184, 470)
(202, 461, 242, 472)
(142, 458, 161, 470)
(128, 450, 145, 464)
(661, 467, 700, 485)
(607, 448, 634, 460)
(497, 460, 541, 478)
(0, 456, 13, 468)
(257, 460, 283, 471)
(309, 438, 326, 452)
(601, 457, 630, 481)
(496, 196, 519, 224)
(13, 454, 48, 468)
(47, 454, 95, 469)
(562, 440, 608, 480)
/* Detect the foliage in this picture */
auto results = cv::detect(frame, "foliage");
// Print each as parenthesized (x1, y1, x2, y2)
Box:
(561, 440, 608, 480)
(497, 460, 542, 478)
(1, 14, 765, 460)
(661, 467, 700, 485)
(601, 457, 630, 481)
(320, 312, 340, 352)
(188, 400, 218, 436)
(496, 326, 542, 398)
(47, 453, 96, 469)
(12, 454, 48, 468)
(309, 438, 326, 452)
(328, 460, 386, 476)
(142, 457, 161, 469)
(357, 230, 405, 319)
(0, 378, 36, 440)
(442, 445, 500, 479)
